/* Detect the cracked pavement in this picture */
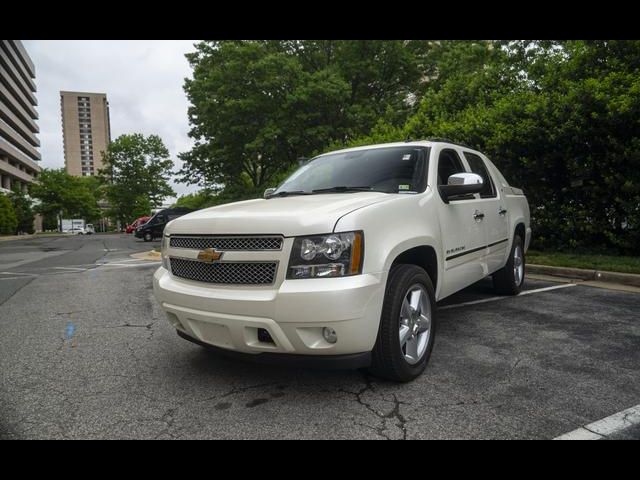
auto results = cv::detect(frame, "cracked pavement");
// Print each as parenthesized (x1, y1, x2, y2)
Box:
(1, 234, 639, 439)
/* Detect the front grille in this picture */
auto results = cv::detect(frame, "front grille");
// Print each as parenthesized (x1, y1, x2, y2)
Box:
(170, 235, 282, 251)
(169, 258, 277, 285)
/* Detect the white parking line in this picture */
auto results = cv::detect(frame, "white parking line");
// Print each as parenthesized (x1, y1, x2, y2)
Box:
(554, 404, 640, 440)
(439, 283, 577, 310)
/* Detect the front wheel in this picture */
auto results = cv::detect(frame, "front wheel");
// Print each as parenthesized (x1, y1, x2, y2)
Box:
(493, 234, 525, 295)
(143, 232, 153, 242)
(369, 264, 437, 382)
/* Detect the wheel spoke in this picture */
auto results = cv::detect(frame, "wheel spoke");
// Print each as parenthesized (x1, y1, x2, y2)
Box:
(409, 289, 421, 310)
(400, 298, 412, 321)
(399, 325, 411, 346)
(405, 336, 419, 362)
(418, 313, 430, 332)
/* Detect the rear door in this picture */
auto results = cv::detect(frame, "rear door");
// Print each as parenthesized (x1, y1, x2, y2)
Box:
(463, 151, 509, 274)
(435, 147, 488, 299)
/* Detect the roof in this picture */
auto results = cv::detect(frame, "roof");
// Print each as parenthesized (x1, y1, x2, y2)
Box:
(317, 139, 479, 158)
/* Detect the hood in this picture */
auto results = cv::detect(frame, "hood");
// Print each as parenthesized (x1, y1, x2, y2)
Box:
(167, 192, 393, 236)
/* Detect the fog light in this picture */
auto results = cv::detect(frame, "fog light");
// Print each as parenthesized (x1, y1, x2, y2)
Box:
(322, 327, 337, 344)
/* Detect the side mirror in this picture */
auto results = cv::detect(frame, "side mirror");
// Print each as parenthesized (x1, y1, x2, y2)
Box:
(263, 188, 276, 198)
(439, 173, 483, 203)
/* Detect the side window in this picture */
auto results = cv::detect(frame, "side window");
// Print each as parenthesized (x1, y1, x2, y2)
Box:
(437, 149, 466, 186)
(464, 152, 496, 198)
(437, 148, 474, 202)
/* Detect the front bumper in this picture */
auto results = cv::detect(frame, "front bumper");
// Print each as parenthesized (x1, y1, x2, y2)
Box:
(153, 267, 386, 359)
(176, 329, 372, 369)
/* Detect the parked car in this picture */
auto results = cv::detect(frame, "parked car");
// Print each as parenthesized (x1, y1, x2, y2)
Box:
(83, 224, 95, 235)
(153, 140, 531, 381)
(126, 216, 150, 234)
(135, 208, 194, 242)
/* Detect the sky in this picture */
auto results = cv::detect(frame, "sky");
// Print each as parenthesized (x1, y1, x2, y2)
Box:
(23, 40, 201, 201)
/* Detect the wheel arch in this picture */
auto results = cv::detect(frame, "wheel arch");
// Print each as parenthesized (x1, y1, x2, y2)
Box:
(389, 244, 439, 296)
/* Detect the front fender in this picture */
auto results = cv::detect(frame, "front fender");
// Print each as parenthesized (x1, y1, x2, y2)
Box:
(334, 192, 444, 298)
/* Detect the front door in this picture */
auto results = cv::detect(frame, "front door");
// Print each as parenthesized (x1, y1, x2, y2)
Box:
(435, 147, 488, 300)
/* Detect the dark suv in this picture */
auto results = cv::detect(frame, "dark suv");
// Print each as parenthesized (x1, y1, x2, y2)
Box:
(135, 207, 194, 242)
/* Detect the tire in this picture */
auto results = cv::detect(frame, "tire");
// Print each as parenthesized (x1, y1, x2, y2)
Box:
(143, 232, 153, 242)
(493, 234, 525, 295)
(369, 264, 437, 382)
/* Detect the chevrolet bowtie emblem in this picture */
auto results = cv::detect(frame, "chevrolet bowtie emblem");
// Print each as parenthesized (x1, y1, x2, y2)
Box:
(197, 248, 223, 263)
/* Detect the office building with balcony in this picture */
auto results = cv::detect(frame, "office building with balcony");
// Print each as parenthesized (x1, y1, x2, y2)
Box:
(0, 40, 41, 196)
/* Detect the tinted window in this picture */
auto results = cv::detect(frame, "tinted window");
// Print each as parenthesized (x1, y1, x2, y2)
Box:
(274, 146, 430, 194)
(464, 152, 496, 198)
(437, 149, 466, 185)
(147, 213, 164, 225)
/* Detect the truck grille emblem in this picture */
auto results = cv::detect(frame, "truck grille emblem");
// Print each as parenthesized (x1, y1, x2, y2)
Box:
(196, 248, 223, 263)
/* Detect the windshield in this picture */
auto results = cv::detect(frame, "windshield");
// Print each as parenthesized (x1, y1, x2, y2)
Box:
(146, 213, 162, 225)
(273, 146, 430, 196)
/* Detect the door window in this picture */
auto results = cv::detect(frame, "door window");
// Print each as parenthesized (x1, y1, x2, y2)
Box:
(437, 149, 466, 186)
(437, 149, 473, 201)
(464, 152, 497, 198)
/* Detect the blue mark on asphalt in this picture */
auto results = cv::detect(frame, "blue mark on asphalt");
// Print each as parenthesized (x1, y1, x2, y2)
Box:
(65, 321, 76, 340)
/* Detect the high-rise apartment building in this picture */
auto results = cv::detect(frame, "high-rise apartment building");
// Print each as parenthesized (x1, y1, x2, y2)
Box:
(61, 91, 111, 176)
(0, 40, 41, 194)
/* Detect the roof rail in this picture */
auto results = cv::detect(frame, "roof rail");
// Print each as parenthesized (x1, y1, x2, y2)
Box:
(421, 137, 475, 150)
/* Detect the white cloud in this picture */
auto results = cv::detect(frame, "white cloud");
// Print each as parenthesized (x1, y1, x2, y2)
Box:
(23, 40, 202, 200)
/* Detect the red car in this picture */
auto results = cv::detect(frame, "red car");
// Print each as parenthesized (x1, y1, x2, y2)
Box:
(126, 216, 150, 234)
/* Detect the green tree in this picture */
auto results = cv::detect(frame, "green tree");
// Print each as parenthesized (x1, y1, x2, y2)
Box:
(0, 194, 18, 235)
(354, 40, 640, 254)
(9, 185, 34, 234)
(30, 169, 101, 227)
(99, 133, 175, 226)
(173, 189, 218, 210)
(178, 40, 429, 195)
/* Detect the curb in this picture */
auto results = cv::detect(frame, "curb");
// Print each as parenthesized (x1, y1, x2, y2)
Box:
(0, 233, 68, 242)
(526, 264, 640, 288)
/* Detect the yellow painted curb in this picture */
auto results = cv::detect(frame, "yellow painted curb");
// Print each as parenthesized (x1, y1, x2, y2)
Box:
(130, 250, 161, 261)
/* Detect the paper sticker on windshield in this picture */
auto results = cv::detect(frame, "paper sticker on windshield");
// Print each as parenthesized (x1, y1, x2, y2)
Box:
(399, 184, 410, 190)
(402, 154, 412, 161)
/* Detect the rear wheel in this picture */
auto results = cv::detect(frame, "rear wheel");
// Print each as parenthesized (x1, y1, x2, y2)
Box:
(369, 264, 436, 382)
(493, 234, 525, 295)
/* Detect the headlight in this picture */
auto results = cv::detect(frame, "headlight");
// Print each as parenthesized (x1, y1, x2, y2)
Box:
(161, 234, 169, 269)
(287, 231, 363, 279)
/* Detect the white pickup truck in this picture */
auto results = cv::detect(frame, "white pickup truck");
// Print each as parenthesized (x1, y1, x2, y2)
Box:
(153, 140, 531, 381)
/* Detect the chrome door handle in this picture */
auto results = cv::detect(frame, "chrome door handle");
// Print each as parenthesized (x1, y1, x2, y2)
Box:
(473, 210, 485, 221)
(498, 207, 508, 216)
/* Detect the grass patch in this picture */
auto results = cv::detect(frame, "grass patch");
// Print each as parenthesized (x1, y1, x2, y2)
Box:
(527, 250, 640, 275)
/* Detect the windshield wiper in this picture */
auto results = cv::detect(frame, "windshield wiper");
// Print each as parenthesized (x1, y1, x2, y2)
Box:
(266, 190, 311, 198)
(311, 186, 385, 194)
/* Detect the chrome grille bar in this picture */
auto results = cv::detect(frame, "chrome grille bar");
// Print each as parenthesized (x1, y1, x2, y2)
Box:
(169, 235, 283, 251)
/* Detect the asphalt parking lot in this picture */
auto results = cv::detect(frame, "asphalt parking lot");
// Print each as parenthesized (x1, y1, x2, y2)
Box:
(1, 234, 639, 439)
